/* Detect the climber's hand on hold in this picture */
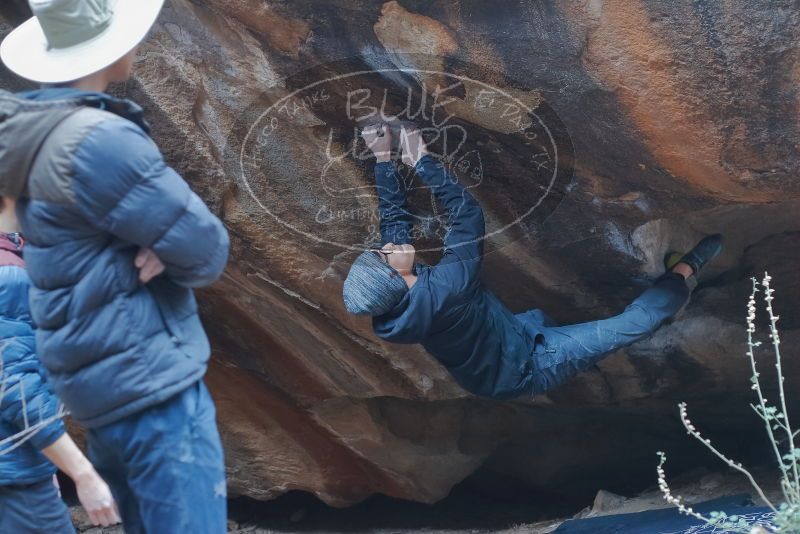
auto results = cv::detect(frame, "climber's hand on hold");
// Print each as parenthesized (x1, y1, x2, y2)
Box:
(361, 124, 392, 163)
(135, 248, 165, 284)
(399, 126, 429, 167)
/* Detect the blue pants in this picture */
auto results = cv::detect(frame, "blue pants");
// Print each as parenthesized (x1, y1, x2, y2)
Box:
(0, 477, 75, 534)
(87, 381, 226, 534)
(516, 273, 691, 394)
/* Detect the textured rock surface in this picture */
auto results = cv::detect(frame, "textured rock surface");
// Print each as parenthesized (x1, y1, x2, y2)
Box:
(2, 0, 800, 507)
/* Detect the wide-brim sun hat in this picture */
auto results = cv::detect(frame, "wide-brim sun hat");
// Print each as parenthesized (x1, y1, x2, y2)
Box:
(1, 0, 165, 84)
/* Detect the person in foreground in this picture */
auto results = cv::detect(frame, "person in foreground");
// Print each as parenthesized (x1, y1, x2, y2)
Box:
(0, 198, 120, 532)
(343, 125, 724, 398)
(0, 1, 230, 532)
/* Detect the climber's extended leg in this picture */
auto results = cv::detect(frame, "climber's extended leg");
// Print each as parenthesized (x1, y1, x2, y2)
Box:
(529, 234, 723, 394)
(530, 272, 689, 393)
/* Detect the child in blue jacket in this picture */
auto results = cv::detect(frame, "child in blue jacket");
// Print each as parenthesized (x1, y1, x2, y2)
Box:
(343, 126, 723, 398)
(0, 197, 119, 532)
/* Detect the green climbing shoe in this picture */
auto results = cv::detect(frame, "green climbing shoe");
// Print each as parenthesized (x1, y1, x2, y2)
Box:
(666, 234, 724, 276)
(663, 251, 684, 271)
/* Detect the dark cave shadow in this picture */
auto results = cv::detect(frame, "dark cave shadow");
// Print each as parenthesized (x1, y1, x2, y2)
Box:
(227, 479, 582, 532)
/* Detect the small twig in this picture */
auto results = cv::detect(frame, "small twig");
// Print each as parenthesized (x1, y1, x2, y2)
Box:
(0, 342, 69, 458)
(746, 278, 796, 502)
(679, 403, 777, 512)
(762, 273, 800, 494)
(657, 452, 753, 533)
(0, 407, 68, 454)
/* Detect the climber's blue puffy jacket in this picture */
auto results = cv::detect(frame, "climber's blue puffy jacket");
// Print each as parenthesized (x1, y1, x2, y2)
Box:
(0, 88, 229, 428)
(0, 233, 64, 485)
(372, 156, 536, 398)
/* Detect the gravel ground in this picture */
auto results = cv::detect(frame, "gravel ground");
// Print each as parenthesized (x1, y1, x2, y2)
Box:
(69, 467, 782, 533)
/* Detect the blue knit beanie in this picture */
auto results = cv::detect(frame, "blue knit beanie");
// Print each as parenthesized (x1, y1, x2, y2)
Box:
(343, 251, 408, 315)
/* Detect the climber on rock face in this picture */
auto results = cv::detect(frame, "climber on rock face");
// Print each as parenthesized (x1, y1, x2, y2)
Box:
(343, 125, 724, 399)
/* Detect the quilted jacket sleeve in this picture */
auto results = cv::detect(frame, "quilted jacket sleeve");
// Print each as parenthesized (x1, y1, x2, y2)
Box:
(0, 330, 65, 451)
(70, 117, 230, 288)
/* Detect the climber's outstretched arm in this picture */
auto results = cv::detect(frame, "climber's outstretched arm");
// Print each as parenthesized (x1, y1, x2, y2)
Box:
(414, 154, 485, 279)
(395, 126, 485, 288)
(362, 125, 414, 246)
(374, 160, 413, 246)
(415, 155, 485, 291)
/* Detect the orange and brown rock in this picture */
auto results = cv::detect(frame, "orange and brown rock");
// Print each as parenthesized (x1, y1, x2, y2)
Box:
(2, 0, 799, 507)
(375, 1, 458, 56)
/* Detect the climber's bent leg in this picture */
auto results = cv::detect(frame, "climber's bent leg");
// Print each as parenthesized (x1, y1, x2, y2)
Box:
(530, 272, 690, 394)
(515, 308, 559, 343)
(515, 308, 559, 328)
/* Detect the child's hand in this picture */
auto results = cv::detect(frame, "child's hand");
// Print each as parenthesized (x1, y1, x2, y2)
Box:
(74, 469, 121, 527)
(134, 248, 165, 283)
(361, 124, 392, 163)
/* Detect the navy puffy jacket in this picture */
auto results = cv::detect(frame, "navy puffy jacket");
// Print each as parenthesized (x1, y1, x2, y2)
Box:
(0, 234, 64, 485)
(3, 88, 229, 428)
(372, 156, 535, 398)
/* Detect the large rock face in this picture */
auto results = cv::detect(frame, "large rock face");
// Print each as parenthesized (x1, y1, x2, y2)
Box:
(2, 0, 799, 507)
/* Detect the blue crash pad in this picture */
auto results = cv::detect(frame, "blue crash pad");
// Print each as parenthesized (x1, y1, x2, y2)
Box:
(554, 494, 775, 533)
